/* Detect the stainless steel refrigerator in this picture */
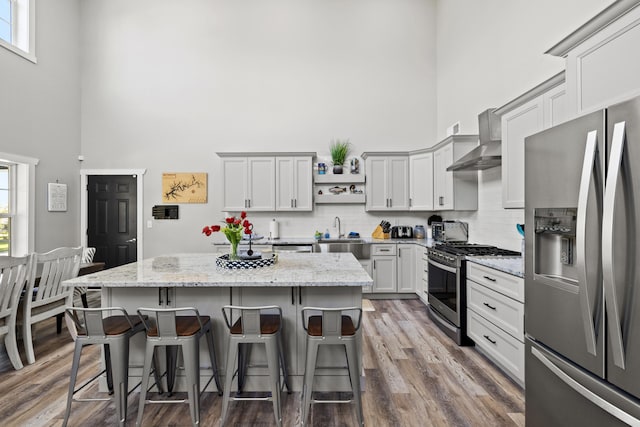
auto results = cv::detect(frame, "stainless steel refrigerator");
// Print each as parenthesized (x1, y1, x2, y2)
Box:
(525, 95, 640, 426)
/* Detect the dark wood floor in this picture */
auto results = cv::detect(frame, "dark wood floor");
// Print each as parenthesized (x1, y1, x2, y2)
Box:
(0, 295, 524, 426)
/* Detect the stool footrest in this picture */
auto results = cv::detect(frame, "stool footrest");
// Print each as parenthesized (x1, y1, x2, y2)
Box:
(231, 395, 273, 402)
(312, 398, 354, 404)
(145, 398, 189, 404)
(73, 397, 112, 403)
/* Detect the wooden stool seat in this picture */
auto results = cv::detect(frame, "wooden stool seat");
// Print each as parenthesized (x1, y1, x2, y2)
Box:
(230, 314, 281, 335)
(307, 315, 356, 337)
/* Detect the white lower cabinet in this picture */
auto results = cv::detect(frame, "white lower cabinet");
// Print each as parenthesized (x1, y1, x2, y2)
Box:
(370, 243, 423, 294)
(467, 308, 525, 384)
(466, 262, 525, 386)
(418, 247, 429, 305)
(371, 245, 397, 293)
(359, 259, 373, 294)
(397, 244, 416, 293)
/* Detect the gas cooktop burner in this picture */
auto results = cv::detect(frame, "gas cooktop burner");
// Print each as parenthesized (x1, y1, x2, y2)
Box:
(434, 243, 520, 257)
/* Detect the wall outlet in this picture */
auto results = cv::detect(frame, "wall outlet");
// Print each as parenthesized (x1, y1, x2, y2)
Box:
(446, 122, 461, 136)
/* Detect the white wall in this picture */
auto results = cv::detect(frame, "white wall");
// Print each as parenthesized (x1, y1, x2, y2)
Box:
(0, 0, 81, 252)
(76, 0, 618, 256)
(435, 0, 613, 250)
(79, 0, 438, 256)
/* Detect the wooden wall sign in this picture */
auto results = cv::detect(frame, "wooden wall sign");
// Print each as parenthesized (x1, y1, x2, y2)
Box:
(162, 173, 207, 203)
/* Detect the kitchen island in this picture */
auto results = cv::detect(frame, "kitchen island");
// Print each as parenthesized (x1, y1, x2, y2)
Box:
(63, 252, 372, 392)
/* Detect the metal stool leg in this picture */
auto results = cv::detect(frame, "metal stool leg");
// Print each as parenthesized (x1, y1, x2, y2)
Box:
(301, 339, 319, 426)
(108, 338, 130, 426)
(205, 327, 223, 395)
(345, 341, 364, 427)
(220, 338, 239, 427)
(62, 341, 84, 427)
(136, 341, 156, 427)
(266, 338, 282, 427)
(277, 331, 291, 393)
(182, 339, 201, 426)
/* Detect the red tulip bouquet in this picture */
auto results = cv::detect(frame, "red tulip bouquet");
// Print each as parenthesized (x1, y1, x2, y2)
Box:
(203, 211, 252, 260)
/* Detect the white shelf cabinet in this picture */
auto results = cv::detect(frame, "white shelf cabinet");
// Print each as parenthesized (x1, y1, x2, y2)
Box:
(276, 156, 313, 211)
(496, 74, 568, 208)
(432, 135, 478, 211)
(314, 173, 366, 205)
(466, 262, 525, 386)
(409, 151, 434, 211)
(363, 154, 409, 211)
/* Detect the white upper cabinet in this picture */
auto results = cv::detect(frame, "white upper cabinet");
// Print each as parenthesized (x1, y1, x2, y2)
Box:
(496, 73, 568, 208)
(500, 97, 544, 209)
(275, 156, 312, 211)
(221, 157, 250, 211)
(218, 152, 314, 212)
(547, 2, 640, 117)
(409, 151, 434, 211)
(363, 154, 409, 211)
(432, 135, 478, 211)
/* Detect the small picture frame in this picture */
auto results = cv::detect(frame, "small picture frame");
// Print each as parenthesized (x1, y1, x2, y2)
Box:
(48, 183, 67, 212)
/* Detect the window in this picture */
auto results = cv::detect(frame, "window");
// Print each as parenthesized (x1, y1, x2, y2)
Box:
(0, 0, 35, 63)
(0, 165, 10, 256)
(0, 153, 38, 256)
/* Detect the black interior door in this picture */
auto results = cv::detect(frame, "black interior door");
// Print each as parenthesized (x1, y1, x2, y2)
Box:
(87, 175, 137, 268)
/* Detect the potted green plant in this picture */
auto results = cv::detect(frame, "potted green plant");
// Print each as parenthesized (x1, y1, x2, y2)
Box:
(330, 139, 351, 174)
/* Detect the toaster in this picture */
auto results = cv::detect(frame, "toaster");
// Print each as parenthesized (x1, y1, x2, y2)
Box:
(391, 226, 413, 238)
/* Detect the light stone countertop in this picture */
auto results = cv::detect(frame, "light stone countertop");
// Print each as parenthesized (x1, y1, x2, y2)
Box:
(467, 256, 524, 278)
(63, 252, 373, 288)
(212, 237, 436, 248)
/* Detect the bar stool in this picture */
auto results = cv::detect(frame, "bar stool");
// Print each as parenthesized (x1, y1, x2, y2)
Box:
(136, 307, 223, 427)
(63, 307, 153, 427)
(300, 306, 364, 427)
(220, 305, 290, 427)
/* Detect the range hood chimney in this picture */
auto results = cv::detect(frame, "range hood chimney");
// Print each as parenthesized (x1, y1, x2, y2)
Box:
(447, 109, 502, 171)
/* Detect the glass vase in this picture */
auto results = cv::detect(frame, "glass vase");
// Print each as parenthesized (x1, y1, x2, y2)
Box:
(229, 241, 239, 260)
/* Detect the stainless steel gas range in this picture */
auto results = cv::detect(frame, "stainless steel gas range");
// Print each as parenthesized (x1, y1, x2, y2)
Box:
(427, 243, 520, 345)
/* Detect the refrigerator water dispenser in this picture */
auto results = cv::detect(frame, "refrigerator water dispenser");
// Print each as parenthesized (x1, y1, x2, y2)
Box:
(534, 208, 577, 281)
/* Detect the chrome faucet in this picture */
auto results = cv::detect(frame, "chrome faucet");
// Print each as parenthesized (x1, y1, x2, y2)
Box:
(334, 216, 344, 238)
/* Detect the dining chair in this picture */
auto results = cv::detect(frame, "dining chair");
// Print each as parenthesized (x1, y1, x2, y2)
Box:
(0, 254, 34, 370)
(75, 247, 97, 308)
(22, 246, 83, 365)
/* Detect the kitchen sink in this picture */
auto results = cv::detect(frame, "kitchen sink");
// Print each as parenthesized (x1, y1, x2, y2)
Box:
(314, 240, 370, 260)
(317, 238, 364, 244)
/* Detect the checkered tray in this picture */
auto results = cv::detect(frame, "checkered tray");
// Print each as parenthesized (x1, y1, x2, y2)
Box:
(215, 253, 278, 269)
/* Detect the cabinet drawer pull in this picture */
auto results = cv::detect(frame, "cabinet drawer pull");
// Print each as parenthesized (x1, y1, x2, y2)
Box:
(483, 334, 497, 344)
(483, 302, 497, 310)
(483, 275, 497, 282)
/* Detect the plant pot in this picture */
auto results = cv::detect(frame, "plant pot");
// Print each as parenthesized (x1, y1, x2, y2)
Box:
(333, 165, 343, 174)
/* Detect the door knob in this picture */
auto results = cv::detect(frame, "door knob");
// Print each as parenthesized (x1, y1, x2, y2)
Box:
(126, 238, 137, 243)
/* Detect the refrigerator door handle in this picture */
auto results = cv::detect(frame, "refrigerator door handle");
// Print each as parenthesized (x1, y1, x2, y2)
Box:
(576, 130, 600, 356)
(531, 346, 640, 426)
(603, 121, 627, 370)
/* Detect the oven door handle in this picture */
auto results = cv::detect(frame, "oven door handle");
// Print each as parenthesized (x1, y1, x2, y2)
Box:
(428, 258, 457, 274)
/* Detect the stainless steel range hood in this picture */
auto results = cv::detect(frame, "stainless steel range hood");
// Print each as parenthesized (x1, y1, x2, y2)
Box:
(447, 109, 501, 171)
